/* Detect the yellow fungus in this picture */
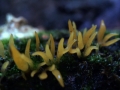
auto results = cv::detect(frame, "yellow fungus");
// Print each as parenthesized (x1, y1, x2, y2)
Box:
(35, 31, 40, 51)
(72, 21, 77, 40)
(38, 71, 48, 80)
(1, 61, 9, 73)
(10, 45, 33, 71)
(45, 44, 53, 61)
(49, 34, 55, 56)
(10, 45, 29, 72)
(85, 32, 97, 48)
(57, 38, 76, 60)
(97, 20, 106, 44)
(67, 32, 74, 46)
(68, 20, 74, 33)
(65, 39, 77, 53)
(102, 38, 120, 46)
(78, 31, 84, 50)
(32, 52, 49, 65)
(9, 34, 15, 56)
(20, 54, 33, 69)
(47, 34, 55, 56)
(52, 69, 64, 87)
(31, 62, 46, 77)
(83, 28, 87, 36)
(69, 47, 81, 58)
(25, 39, 31, 58)
(72, 21, 77, 31)
(102, 33, 118, 43)
(48, 64, 56, 71)
(31, 70, 38, 77)
(0, 40, 5, 58)
(97, 20, 119, 47)
(83, 25, 97, 44)
(57, 38, 65, 59)
(9, 34, 15, 47)
(84, 46, 98, 56)
(37, 62, 46, 69)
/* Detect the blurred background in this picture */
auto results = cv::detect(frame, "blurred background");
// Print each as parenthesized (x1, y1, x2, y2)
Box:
(0, 0, 120, 30)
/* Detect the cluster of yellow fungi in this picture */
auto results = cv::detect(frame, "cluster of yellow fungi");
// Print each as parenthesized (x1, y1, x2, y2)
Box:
(0, 20, 120, 87)
(67, 20, 120, 57)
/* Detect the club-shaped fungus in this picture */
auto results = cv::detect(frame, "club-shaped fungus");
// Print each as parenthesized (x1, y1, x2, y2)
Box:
(31, 34, 76, 87)
(25, 39, 31, 58)
(35, 31, 40, 51)
(97, 20, 120, 47)
(0, 61, 10, 82)
(78, 31, 84, 50)
(9, 34, 15, 47)
(0, 40, 5, 58)
(0, 19, 120, 89)
(68, 20, 98, 57)
(1, 61, 9, 73)
(83, 25, 97, 45)
(10, 45, 33, 72)
(47, 34, 55, 56)
(68, 20, 77, 40)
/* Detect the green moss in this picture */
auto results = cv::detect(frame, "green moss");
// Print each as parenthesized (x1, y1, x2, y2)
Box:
(0, 30, 120, 90)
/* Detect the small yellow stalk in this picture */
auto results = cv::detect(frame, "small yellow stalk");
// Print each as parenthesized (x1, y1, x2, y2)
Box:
(83, 25, 97, 44)
(72, 21, 77, 40)
(47, 34, 55, 56)
(45, 44, 53, 61)
(102, 38, 120, 46)
(1, 61, 9, 73)
(31, 70, 38, 77)
(83, 28, 87, 36)
(52, 69, 64, 87)
(84, 46, 98, 56)
(57, 38, 65, 59)
(25, 39, 31, 58)
(10, 45, 29, 72)
(68, 20, 74, 33)
(102, 33, 118, 43)
(20, 54, 33, 69)
(0, 40, 5, 58)
(85, 32, 97, 48)
(38, 71, 48, 80)
(31, 62, 46, 77)
(78, 31, 84, 50)
(69, 47, 81, 58)
(9, 34, 15, 47)
(97, 20, 106, 44)
(32, 52, 49, 65)
(48, 64, 56, 71)
(67, 32, 74, 46)
(35, 31, 40, 51)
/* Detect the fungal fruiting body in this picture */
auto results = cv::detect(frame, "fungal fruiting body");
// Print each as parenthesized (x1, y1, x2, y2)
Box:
(0, 20, 119, 88)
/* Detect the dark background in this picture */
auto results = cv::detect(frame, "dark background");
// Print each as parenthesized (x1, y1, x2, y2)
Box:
(0, 0, 120, 30)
